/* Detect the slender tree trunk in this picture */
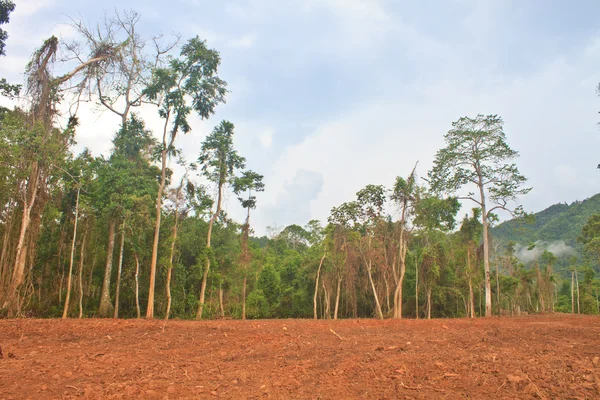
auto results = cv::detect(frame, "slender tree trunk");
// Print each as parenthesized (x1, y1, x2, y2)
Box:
(384, 275, 390, 313)
(469, 277, 475, 318)
(197, 181, 224, 320)
(135, 253, 140, 319)
(575, 268, 580, 314)
(86, 252, 96, 297)
(242, 276, 247, 320)
(313, 252, 326, 319)
(479, 181, 492, 317)
(415, 253, 419, 320)
(571, 271, 575, 314)
(323, 281, 330, 319)
(427, 287, 432, 319)
(218, 284, 225, 318)
(98, 220, 116, 317)
(113, 222, 125, 318)
(147, 148, 168, 319)
(496, 261, 501, 315)
(78, 226, 87, 319)
(333, 275, 342, 320)
(366, 258, 384, 319)
(62, 186, 80, 319)
(165, 188, 181, 321)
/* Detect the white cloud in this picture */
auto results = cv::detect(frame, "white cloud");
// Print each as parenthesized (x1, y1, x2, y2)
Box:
(258, 128, 273, 148)
(229, 33, 257, 49)
(13, 0, 55, 16)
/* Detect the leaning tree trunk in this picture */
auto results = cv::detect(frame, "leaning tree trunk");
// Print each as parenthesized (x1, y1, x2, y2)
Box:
(113, 222, 126, 318)
(313, 252, 326, 319)
(366, 258, 384, 319)
(62, 186, 80, 319)
(98, 220, 116, 317)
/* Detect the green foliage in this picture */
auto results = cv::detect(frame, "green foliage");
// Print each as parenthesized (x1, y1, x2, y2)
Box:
(246, 290, 270, 319)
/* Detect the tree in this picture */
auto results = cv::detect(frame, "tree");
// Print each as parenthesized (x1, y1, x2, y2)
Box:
(196, 120, 245, 319)
(96, 116, 159, 316)
(428, 114, 530, 317)
(232, 170, 264, 320)
(143, 37, 227, 318)
(390, 165, 419, 318)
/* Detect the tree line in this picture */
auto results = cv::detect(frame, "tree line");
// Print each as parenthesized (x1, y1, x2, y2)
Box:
(0, 6, 598, 319)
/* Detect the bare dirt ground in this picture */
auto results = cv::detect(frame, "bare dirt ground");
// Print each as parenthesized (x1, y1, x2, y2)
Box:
(1, 315, 599, 399)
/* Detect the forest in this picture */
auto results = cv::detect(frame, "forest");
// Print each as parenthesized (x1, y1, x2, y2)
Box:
(1, 4, 599, 322)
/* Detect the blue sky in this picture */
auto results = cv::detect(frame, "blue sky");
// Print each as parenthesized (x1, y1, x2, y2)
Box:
(3, 0, 600, 234)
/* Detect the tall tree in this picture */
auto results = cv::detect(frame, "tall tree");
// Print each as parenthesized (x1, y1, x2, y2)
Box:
(428, 114, 530, 317)
(196, 120, 245, 319)
(390, 165, 419, 318)
(233, 170, 264, 320)
(143, 37, 227, 318)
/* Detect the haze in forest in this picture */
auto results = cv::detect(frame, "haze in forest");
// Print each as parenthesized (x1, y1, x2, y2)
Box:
(2, 0, 600, 235)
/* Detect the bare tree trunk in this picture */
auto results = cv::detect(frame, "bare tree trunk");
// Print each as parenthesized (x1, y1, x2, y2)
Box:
(218, 284, 225, 318)
(86, 252, 96, 297)
(197, 181, 224, 320)
(415, 253, 419, 320)
(479, 182, 492, 317)
(427, 287, 432, 319)
(575, 268, 580, 314)
(135, 253, 141, 319)
(384, 275, 390, 313)
(113, 222, 125, 318)
(242, 276, 247, 320)
(98, 220, 116, 317)
(313, 253, 326, 319)
(469, 277, 475, 318)
(496, 261, 501, 315)
(366, 258, 384, 319)
(62, 186, 80, 319)
(165, 195, 181, 321)
(147, 148, 168, 319)
(323, 281, 330, 319)
(78, 226, 87, 319)
(6, 168, 40, 315)
(333, 275, 342, 320)
(571, 271, 575, 314)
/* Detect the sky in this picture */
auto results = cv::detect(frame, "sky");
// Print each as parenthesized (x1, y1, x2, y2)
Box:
(2, 0, 600, 235)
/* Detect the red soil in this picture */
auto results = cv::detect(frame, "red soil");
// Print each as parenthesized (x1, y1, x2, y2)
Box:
(1, 314, 599, 399)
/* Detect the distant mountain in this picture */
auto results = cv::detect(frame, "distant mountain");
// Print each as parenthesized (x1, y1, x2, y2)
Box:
(493, 193, 600, 246)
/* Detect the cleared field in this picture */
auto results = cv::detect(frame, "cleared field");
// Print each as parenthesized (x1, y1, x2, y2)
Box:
(0, 315, 599, 399)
